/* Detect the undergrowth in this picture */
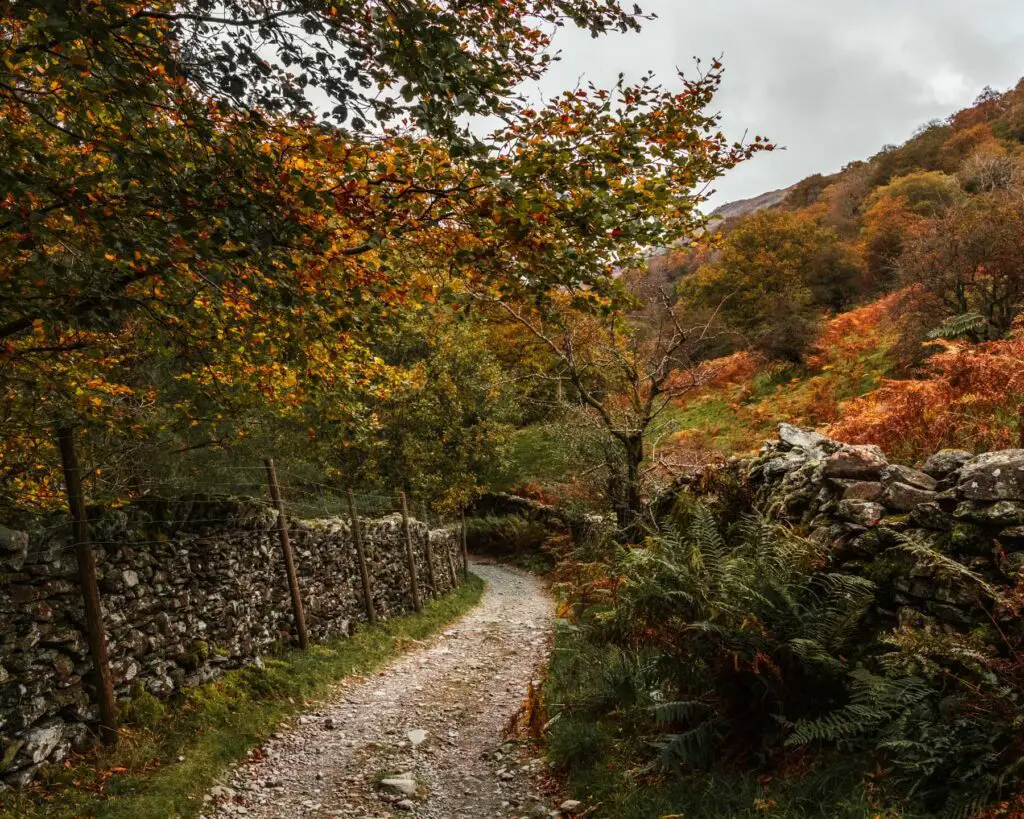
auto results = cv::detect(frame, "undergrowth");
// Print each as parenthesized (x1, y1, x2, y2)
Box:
(0, 575, 484, 819)
(543, 504, 1024, 818)
(545, 624, 911, 819)
(657, 293, 902, 462)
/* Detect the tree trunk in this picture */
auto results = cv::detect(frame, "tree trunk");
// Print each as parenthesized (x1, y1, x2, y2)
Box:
(622, 434, 645, 541)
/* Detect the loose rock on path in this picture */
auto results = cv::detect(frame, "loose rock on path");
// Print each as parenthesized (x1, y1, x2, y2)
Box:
(202, 560, 564, 819)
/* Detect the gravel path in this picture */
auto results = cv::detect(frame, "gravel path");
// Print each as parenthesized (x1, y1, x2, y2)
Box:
(202, 560, 565, 819)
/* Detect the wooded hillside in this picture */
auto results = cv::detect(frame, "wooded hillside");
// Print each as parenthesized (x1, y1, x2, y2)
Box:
(500, 79, 1024, 514)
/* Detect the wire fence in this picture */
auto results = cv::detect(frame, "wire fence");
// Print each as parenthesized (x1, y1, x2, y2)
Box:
(3, 426, 472, 743)
(18, 490, 457, 569)
(0, 413, 462, 532)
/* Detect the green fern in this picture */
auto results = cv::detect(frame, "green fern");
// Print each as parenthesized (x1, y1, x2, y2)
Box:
(651, 717, 725, 769)
(897, 532, 1001, 600)
(558, 499, 1024, 815)
(785, 667, 932, 746)
(652, 700, 714, 726)
(926, 312, 988, 340)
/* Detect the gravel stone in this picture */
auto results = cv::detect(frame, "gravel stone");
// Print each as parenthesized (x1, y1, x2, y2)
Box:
(201, 562, 554, 818)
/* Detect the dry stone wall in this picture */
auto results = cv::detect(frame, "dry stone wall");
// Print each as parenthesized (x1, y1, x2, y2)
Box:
(0, 498, 462, 787)
(684, 424, 1024, 628)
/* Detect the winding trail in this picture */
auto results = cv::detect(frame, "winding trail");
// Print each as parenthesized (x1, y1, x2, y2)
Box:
(202, 561, 556, 819)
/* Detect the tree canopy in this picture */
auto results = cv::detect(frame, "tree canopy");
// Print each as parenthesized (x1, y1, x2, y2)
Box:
(1, 2, 766, 518)
(678, 210, 861, 361)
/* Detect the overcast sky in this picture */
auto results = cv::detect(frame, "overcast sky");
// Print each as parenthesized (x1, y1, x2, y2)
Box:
(528, 0, 1024, 208)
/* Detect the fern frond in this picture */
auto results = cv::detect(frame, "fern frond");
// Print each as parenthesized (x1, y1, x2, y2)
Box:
(896, 534, 1001, 601)
(801, 573, 876, 651)
(651, 699, 714, 726)
(787, 637, 845, 671)
(651, 717, 724, 769)
(927, 312, 987, 341)
(786, 668, 933, 747)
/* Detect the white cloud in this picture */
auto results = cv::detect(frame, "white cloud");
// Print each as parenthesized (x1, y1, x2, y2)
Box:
(533, 0, 1024, 207)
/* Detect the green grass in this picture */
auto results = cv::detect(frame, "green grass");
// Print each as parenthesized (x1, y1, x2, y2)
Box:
(1, 575, 484, 819)
(653, 340, 900, 461)
(560, 759, 911, 819)
(655, 397, 751, 455)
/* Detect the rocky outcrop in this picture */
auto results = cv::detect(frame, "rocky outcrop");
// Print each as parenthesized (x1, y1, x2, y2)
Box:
(709, 186, 793, 223)
(0, 499, 462, 787)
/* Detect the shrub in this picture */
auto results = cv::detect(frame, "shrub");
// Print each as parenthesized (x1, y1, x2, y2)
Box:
(606, 509, 877, 764)
(464, 515, 548, 557)
(124, 686, 167, 729)
(549, 504, 1024, 816)
(547, 717, 613, 772)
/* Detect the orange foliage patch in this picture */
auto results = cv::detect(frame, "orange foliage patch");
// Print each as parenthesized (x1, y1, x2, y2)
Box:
(807, 290, 904, 370)
(829, 332, 1024, 460)
(664, 293, 904, 463)
(697, 350, 765, 388)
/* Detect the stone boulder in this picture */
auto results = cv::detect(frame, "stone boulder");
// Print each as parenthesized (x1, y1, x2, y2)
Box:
(759, 452, 808, 480)
(954, 500, 1024, 526)
(843, 482, 884, 502)
(17, 719, 64, 765)
(959, 451, 1024, 500)
(922, 449, 973, 479)
(911, 502, 954, 531)
(881, 465, 937, 492)
(777, 424, 838, 457)
(824, 445, 889, 481)
(836, 500, 885, 527)
(0, 527, 28, 572)
(882, 482, 938, 513)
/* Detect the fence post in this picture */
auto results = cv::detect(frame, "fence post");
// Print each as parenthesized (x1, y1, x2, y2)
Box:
(398, 491, 422, 612)
(56, 427, 118, 745)
(419, 500, 438, 597)
(461, 508, 469, 580)
(264, 457, 309, 649)
(347, 489, 376, 624)
(445, 539, 459, 590)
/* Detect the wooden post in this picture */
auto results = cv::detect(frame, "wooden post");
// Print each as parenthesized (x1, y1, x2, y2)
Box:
(347, 489, 376, 624)
(56, 427, 118, 745)
(398, 491, 422, 612)
(461, 508, 469, 580)
(420, 500, 438, 597)
(264, 458, 309, 649)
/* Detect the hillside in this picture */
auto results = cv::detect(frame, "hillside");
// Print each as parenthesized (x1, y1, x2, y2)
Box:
(654, 80, 1024, 466)
(638, 81, 1024, 487)
(500, 78, 1024, 506)
(709, 184, 794, 221)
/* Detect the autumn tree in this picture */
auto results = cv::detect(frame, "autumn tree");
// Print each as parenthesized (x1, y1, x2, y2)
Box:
(899, 191, 1024, 341)
(678, 209, 862, 362)
(460, 63, 769, 533)
(859, 170, 963, 291)
(337, 310, 517, 511)
(819, 160, 875, 236)
(0, 0, 657, 514)
(496, 283, 714, 533)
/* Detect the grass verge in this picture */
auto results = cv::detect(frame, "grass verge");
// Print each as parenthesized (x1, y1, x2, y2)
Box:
(1, 574, 484, 819)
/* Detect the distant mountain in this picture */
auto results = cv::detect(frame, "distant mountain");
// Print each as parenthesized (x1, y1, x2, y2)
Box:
(710, 185, 794, 222)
